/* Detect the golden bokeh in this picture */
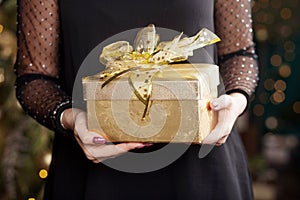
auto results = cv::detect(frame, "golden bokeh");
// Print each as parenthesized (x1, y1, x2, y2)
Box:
(293, 102, 300, 114)
(264, 79, 275, 91)
(270, 54, 282, 67)
(279, 65, 291, 78)
(256, 28, 269, 41)
(280, 25, 293, 38)
(265, 116, 278, 130)
(39, 169, 48, 179)
(280, 8, 292, 20)
(274, 80, 286, 91)
(284, 41, 295, 52)
(272, 90, 285, 104)
(253, 104, 265, 116)
(0, 24, 3, 33)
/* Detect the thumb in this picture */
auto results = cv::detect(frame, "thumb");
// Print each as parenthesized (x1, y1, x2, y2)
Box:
(210, 94, 232, 111)
(74, 113, 107, 145)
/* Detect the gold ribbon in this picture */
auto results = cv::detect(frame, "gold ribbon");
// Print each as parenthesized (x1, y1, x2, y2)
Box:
(98, 24, 220, 120)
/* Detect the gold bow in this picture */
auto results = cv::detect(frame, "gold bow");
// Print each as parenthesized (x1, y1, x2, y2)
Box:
(98, 24, 220, 120)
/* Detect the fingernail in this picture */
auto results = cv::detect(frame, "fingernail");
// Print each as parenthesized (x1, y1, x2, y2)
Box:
(143, 143, 153, 147)
(93, 137, 106, 144)
(212, 101, 218, 108)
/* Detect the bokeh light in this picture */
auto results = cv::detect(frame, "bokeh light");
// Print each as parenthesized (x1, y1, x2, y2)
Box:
(293, 102, 300, 114)
(253, 104, 265, 116)
(264, 79, 275, 91)
(255, 27, 269, 41)
(39, 169, 48, 179)
(270, 54, 282, 67)
(278, 64, 292, 78)
(271, 90, 285, 104)
(274, 80, 286, 91)
(280, 8, 292, 20)
(265, 116, 278, 130)
(43, 153, 52, 166)
(284, 41, 295, 52)
(280, 25, 292, 38)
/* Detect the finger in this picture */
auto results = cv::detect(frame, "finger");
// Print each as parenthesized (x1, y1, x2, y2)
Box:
(203, 108, 234, 144)
(74, 113, 106, 145)
(216, 135, 229, 146)
(74, 112, 88, 134)
(202, 129, 224, 144)
(115, 142, 147, 152)
(210, 94, 232, 111)
(215, 105, 236, 138)
(80, 131, 106, 145)
(87, 142, 145, 161)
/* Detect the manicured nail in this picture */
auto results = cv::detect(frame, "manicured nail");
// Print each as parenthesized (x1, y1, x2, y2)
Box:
(92, 137, 106, 144)
(212, 101, 218, 108)
(143, 143, 153, 147)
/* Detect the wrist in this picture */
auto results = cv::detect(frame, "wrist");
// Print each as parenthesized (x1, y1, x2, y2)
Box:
(60, 108, 83, 130)
(60, 111, 68, 130)
(229, 92, 247, 116)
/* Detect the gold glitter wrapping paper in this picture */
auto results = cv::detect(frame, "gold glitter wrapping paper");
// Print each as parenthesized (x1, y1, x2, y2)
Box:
(82, 63, 219, 143)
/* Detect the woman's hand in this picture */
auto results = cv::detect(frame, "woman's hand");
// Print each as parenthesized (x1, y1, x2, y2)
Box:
(202, 92, 247, 146)
(61, 108, 148, 163)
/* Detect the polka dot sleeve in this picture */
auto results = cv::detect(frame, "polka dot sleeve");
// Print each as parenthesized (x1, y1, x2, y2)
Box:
(15, 0, 72, 134)
(215, 0, 259, 97)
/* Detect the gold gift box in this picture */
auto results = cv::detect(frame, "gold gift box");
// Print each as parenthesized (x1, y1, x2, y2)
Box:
(82, 63, 219, 144)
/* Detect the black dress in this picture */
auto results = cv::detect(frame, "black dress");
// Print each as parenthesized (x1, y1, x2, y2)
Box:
(16, 0, 259, 199)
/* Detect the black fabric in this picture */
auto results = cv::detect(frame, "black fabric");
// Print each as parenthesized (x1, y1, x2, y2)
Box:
(219, 45, 258, 63)
(85, 129, 253, 200)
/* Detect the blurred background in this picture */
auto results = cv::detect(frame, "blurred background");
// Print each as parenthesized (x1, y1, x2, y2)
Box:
(0, 0, 299, 199)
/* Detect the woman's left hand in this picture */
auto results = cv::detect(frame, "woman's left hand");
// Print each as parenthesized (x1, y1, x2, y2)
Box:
(202, 92, 247, 146)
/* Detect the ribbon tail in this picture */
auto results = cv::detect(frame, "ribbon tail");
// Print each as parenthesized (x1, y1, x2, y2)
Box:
(128, 71, 154, 120)
(142, 93, 152, 121)
(101, 66, 141, 88)
(128, 77, 147, 105)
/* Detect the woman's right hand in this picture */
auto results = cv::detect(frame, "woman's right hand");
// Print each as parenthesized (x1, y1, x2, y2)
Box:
(61, 108, 148, 163)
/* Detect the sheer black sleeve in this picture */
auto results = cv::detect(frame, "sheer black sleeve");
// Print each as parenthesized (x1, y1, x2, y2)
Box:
(15, 0, 71, 134)
(215, 0, 259, 99)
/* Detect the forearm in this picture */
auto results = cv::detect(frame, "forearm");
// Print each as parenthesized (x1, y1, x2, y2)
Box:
(15, 74, 72, 133)
(215, 0, 259, 107)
